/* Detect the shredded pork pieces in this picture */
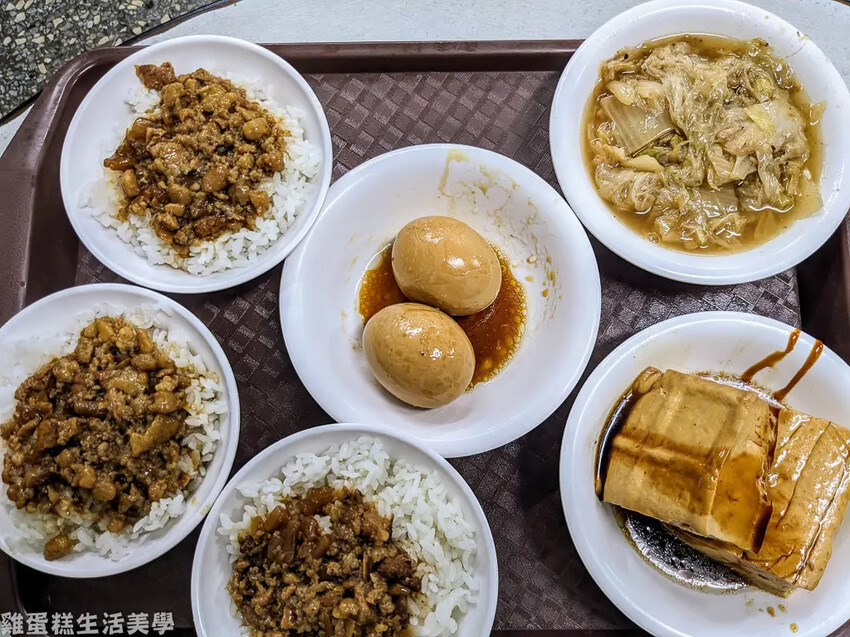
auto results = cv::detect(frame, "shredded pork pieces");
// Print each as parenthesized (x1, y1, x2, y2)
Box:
(229, 487, 421, 637)
(104, 63, 288, 256)
(1, 316, 197, 560)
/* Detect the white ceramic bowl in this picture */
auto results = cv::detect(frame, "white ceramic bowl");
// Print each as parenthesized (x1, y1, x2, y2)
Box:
(550, 0, 850, 285)
(0, 284, 239, 577)
(191, 423, 498, 636)
(561, 311, 850, 637)
(279, 144, 601, 457)
(60, 35, 332, 293)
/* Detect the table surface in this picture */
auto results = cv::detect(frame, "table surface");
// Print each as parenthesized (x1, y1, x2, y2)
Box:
(0, 0, 216, 119)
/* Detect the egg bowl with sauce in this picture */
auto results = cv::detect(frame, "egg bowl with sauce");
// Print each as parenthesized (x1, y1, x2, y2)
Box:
(280, 144, 600, 457)
(549, 0, 850, 284)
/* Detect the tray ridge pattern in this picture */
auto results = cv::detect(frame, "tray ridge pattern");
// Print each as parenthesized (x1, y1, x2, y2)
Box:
(71, 69, 800, 631)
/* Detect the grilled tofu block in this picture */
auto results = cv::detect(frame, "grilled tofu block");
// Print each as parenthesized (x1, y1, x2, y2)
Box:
(602, 367, 775, 552)
(674, 408, 850, 596)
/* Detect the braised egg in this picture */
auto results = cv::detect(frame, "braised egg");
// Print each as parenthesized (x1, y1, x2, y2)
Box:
(362, 302, 475, 408)
(391, 216, 501, 316)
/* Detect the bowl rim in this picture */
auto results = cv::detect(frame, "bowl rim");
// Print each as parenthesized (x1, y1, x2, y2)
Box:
(0, 282, 240, 577)
(560, 310, 850, 637)
(190, 422, 499, 637)
(549, 0, 850, 285)
(59, 34, 333, 294)
(279, 142, 602, 458)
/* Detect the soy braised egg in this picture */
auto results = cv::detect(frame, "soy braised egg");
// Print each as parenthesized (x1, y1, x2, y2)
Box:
(391, 216, 501, 316)
(362, 302, 475, 408)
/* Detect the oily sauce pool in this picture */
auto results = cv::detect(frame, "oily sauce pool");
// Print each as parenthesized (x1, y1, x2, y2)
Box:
(357, 242, 526, 386)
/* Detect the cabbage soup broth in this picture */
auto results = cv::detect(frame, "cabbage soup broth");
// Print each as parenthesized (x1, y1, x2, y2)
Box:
(582, 35, 824, 253)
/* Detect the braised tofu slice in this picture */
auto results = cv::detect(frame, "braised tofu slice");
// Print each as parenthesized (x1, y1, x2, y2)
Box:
(603, 368, 774, 552)
(675, 408, 850, 595)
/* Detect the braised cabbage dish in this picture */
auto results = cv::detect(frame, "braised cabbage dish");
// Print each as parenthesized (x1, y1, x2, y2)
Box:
(584, 35, 823, 252)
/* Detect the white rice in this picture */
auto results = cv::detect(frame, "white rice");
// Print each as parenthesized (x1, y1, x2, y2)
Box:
(80, 71, 322, 276)
(219, 437, 478, 637)
(0, 303, 226, 560)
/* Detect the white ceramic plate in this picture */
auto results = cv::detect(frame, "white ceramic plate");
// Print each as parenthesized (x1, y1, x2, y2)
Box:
(561, 311, 850, 637)
(60, 35, 332, 293)
(279, 144, 601, 458)
(191, 423, 498, 637)
(549, 0, 850, 285)
(0, 284, 239, 577)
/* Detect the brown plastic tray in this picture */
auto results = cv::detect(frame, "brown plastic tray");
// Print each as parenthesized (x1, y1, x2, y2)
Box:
(1, 40, 849, 637)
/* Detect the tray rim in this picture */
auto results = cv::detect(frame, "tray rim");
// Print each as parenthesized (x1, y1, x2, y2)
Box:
(0, 38, 846, 637)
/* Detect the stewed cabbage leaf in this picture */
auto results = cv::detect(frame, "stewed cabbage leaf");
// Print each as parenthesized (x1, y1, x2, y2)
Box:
(587, 37, 822, 251)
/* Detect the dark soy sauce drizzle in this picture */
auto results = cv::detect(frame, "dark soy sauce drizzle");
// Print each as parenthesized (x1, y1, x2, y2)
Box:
(774, 339, 823, 402)
(738, 328, 824, 402)
(594, 329, 824, 592)
(594, 388, 637, 500)
(741, 329, 800, 382)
